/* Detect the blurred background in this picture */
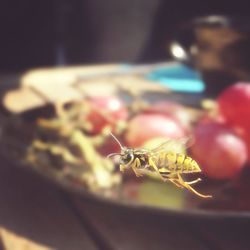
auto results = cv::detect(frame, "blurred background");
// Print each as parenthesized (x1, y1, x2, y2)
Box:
(1, 0, 249, 72)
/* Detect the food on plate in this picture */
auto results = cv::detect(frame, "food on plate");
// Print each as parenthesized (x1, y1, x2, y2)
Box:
(143, 100, 193, 130)
(24, 101, 122, 192)
(190, 121, 247, 179)
(3, 85, 250, 211)
(124, 113, 186, 148)
(218, 82, 250, 128)
(85, 96, 128, 134)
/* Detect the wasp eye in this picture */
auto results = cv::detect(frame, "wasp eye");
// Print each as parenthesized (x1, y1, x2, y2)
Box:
(121, 153, 134, 165)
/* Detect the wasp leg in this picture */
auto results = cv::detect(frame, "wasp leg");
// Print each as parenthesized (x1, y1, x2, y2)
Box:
(168, 179, 184, 188)
(132, 158, 144, 177)
(161, 173, 183, 188)
(185, 178, 202, 185)
(148, 158, 166, 181)
(120, 165, 126, 172)
(176, 173, 212, 198)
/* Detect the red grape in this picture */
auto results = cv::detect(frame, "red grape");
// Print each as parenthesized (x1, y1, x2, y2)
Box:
(125, 113, 186, 148)
(217, 82, 250, 127)
(86, 96, 128, 134)
(237, 128, 250, 165)
(143, 101, 192, 130)
(97, 135, 122, 156)
(190, 121, 247, 179)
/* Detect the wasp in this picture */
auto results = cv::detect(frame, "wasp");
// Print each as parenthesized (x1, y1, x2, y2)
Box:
(108, 133, 212, 198)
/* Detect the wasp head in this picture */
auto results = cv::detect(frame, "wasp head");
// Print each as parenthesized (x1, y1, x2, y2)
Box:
(119, 148, 134, 171)
(108, 133, 135, 172)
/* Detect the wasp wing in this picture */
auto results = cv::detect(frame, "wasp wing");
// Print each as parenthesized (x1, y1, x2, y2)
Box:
(147, 137, 193, 155)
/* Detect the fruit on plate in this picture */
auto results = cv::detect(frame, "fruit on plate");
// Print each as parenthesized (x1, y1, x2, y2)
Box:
(218, 82, 250, 128)
(190, 121, 247, 179)
(143, 101, 193, 130)
(86, 96, 128, 134)
(236, 128, 250, 165)
(124, 113, 186, 148)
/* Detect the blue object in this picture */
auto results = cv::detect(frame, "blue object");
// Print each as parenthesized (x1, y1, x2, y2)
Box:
(146, 64, 205, 93)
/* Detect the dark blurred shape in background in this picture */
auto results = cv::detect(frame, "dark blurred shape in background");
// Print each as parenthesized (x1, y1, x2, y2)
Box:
(0, 0, 249, 72)
(0, 0, 160, 71)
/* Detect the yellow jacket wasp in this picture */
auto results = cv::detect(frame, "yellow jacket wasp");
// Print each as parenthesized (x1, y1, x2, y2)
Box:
(108, 133, 212, 198)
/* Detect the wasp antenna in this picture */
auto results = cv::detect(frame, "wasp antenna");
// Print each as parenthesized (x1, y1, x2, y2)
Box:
(107, 152, 121, 158)
(110, 132, 124, 149)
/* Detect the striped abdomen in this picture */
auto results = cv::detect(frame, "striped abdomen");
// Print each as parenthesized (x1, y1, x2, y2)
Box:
(152, 152, 201, 174)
